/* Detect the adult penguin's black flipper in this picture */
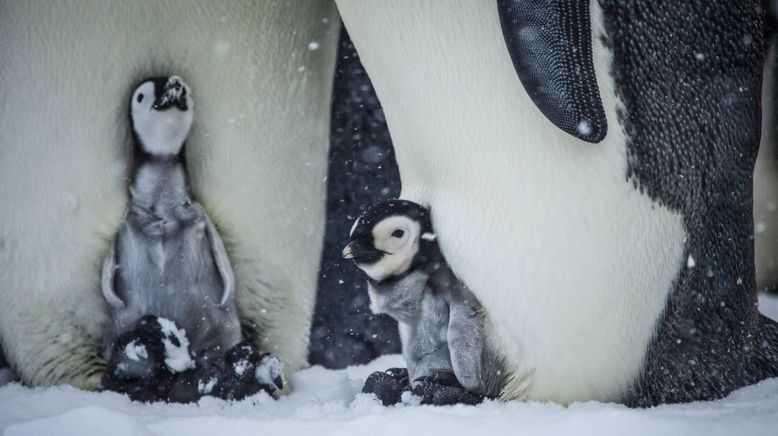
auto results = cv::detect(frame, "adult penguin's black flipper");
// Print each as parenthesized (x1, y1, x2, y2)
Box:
(497, 0, 607, 143)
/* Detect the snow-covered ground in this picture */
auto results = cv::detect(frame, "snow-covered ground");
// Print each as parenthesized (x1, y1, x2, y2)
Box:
(2, 295, 778, 436)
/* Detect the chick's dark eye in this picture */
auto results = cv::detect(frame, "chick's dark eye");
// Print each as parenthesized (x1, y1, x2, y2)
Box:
(391, 229, 405, 238)
(136, 94, 144, 103)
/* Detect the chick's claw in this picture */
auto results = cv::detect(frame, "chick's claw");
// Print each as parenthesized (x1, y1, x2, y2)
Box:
(256, 352, 285, 392)
(414, 370, 461, 388)
(411, 379, 484, 406)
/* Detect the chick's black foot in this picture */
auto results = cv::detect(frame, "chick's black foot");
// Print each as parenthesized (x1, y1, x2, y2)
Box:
(362, 367, 411, 406)
(411, 379, 484, 406)
(104, 319, 284, 403)
(166, 358, 223, 403)
(102, 315, 176, 402)
(414, 370, 461, 387)
(212, 341, 284, 401)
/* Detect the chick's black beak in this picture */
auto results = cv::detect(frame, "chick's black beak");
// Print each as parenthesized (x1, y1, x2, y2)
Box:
(342, 242, 357, 259)
(342, 241, 386, 264)
(153, 76, 189, 111)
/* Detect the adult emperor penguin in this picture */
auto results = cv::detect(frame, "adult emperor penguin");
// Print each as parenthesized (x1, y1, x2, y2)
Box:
(335, 0, 778, 405)
(0, 1, 339, 389)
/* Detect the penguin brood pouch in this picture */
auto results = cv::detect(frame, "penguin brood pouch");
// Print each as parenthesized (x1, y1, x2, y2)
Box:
(101, 76, 283, 402)
(344, 200, 505, 405)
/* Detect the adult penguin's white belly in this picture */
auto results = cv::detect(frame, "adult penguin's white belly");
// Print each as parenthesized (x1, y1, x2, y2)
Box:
(0, 0, 338, 388)
(337, 0, 686, 403)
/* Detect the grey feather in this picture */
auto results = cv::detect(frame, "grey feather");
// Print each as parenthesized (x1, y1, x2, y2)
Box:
(367, 244, 505, 397)
(102, 159, 240, 361)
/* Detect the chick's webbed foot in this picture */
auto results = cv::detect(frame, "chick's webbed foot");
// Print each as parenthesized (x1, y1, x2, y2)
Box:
(212, 341, 284, 401)
(104, 319, 284, 403)
(362, 367, 411, 406)
(412, 376, 484, 406)
(102, 315, 177, 402)
(413, 369, 461, 387)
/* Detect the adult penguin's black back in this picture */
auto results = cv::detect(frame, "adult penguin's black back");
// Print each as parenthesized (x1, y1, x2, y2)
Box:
(503, 0, 778, 406)
(593, 1, 778, 405)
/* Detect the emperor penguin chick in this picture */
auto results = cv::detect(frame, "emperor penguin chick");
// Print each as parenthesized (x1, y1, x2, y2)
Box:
(344, 200, 504, 399)
(102, 77, 282, 401)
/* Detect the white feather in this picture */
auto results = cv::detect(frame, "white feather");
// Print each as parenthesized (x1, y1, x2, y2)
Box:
(349, 216, 361, 237)
(337, 0, 686, 403)
(156, 317, 195, 373)
(101, 242, 125, 309)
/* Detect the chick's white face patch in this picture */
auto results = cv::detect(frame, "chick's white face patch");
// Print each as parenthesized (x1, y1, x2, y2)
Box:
(359, 215, 421, 281)
(131, 80, 194, 156)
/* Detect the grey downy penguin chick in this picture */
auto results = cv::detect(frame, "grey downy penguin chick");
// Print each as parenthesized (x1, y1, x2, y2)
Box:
(103, 76, 240, 362)
(101, 77, 283, 401)
(344, 200, 504, 402)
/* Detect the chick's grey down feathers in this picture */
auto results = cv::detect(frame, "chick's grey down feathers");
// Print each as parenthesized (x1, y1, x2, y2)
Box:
(101, 77, 248, 402)
(102, 160, 241, 362)
(368, 251, 504, 398)
(349, 200, 504, 398)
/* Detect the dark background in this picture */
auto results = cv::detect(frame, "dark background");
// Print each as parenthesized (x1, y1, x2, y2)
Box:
(309, 29, 402, 368)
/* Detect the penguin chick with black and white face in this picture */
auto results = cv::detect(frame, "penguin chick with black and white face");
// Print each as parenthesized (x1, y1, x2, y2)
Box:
(344, 200, 504, 401)
(101, 77, 283, 402)
(130, 76, 193, 157)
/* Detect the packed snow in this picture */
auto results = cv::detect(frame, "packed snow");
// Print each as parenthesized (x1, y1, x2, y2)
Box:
(124, 341, 149, 362)
(156, 318, 195, 373)
(1, 295, 778, 436)
(197, 377, 218, 396)
(255, 354, 284, 389)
